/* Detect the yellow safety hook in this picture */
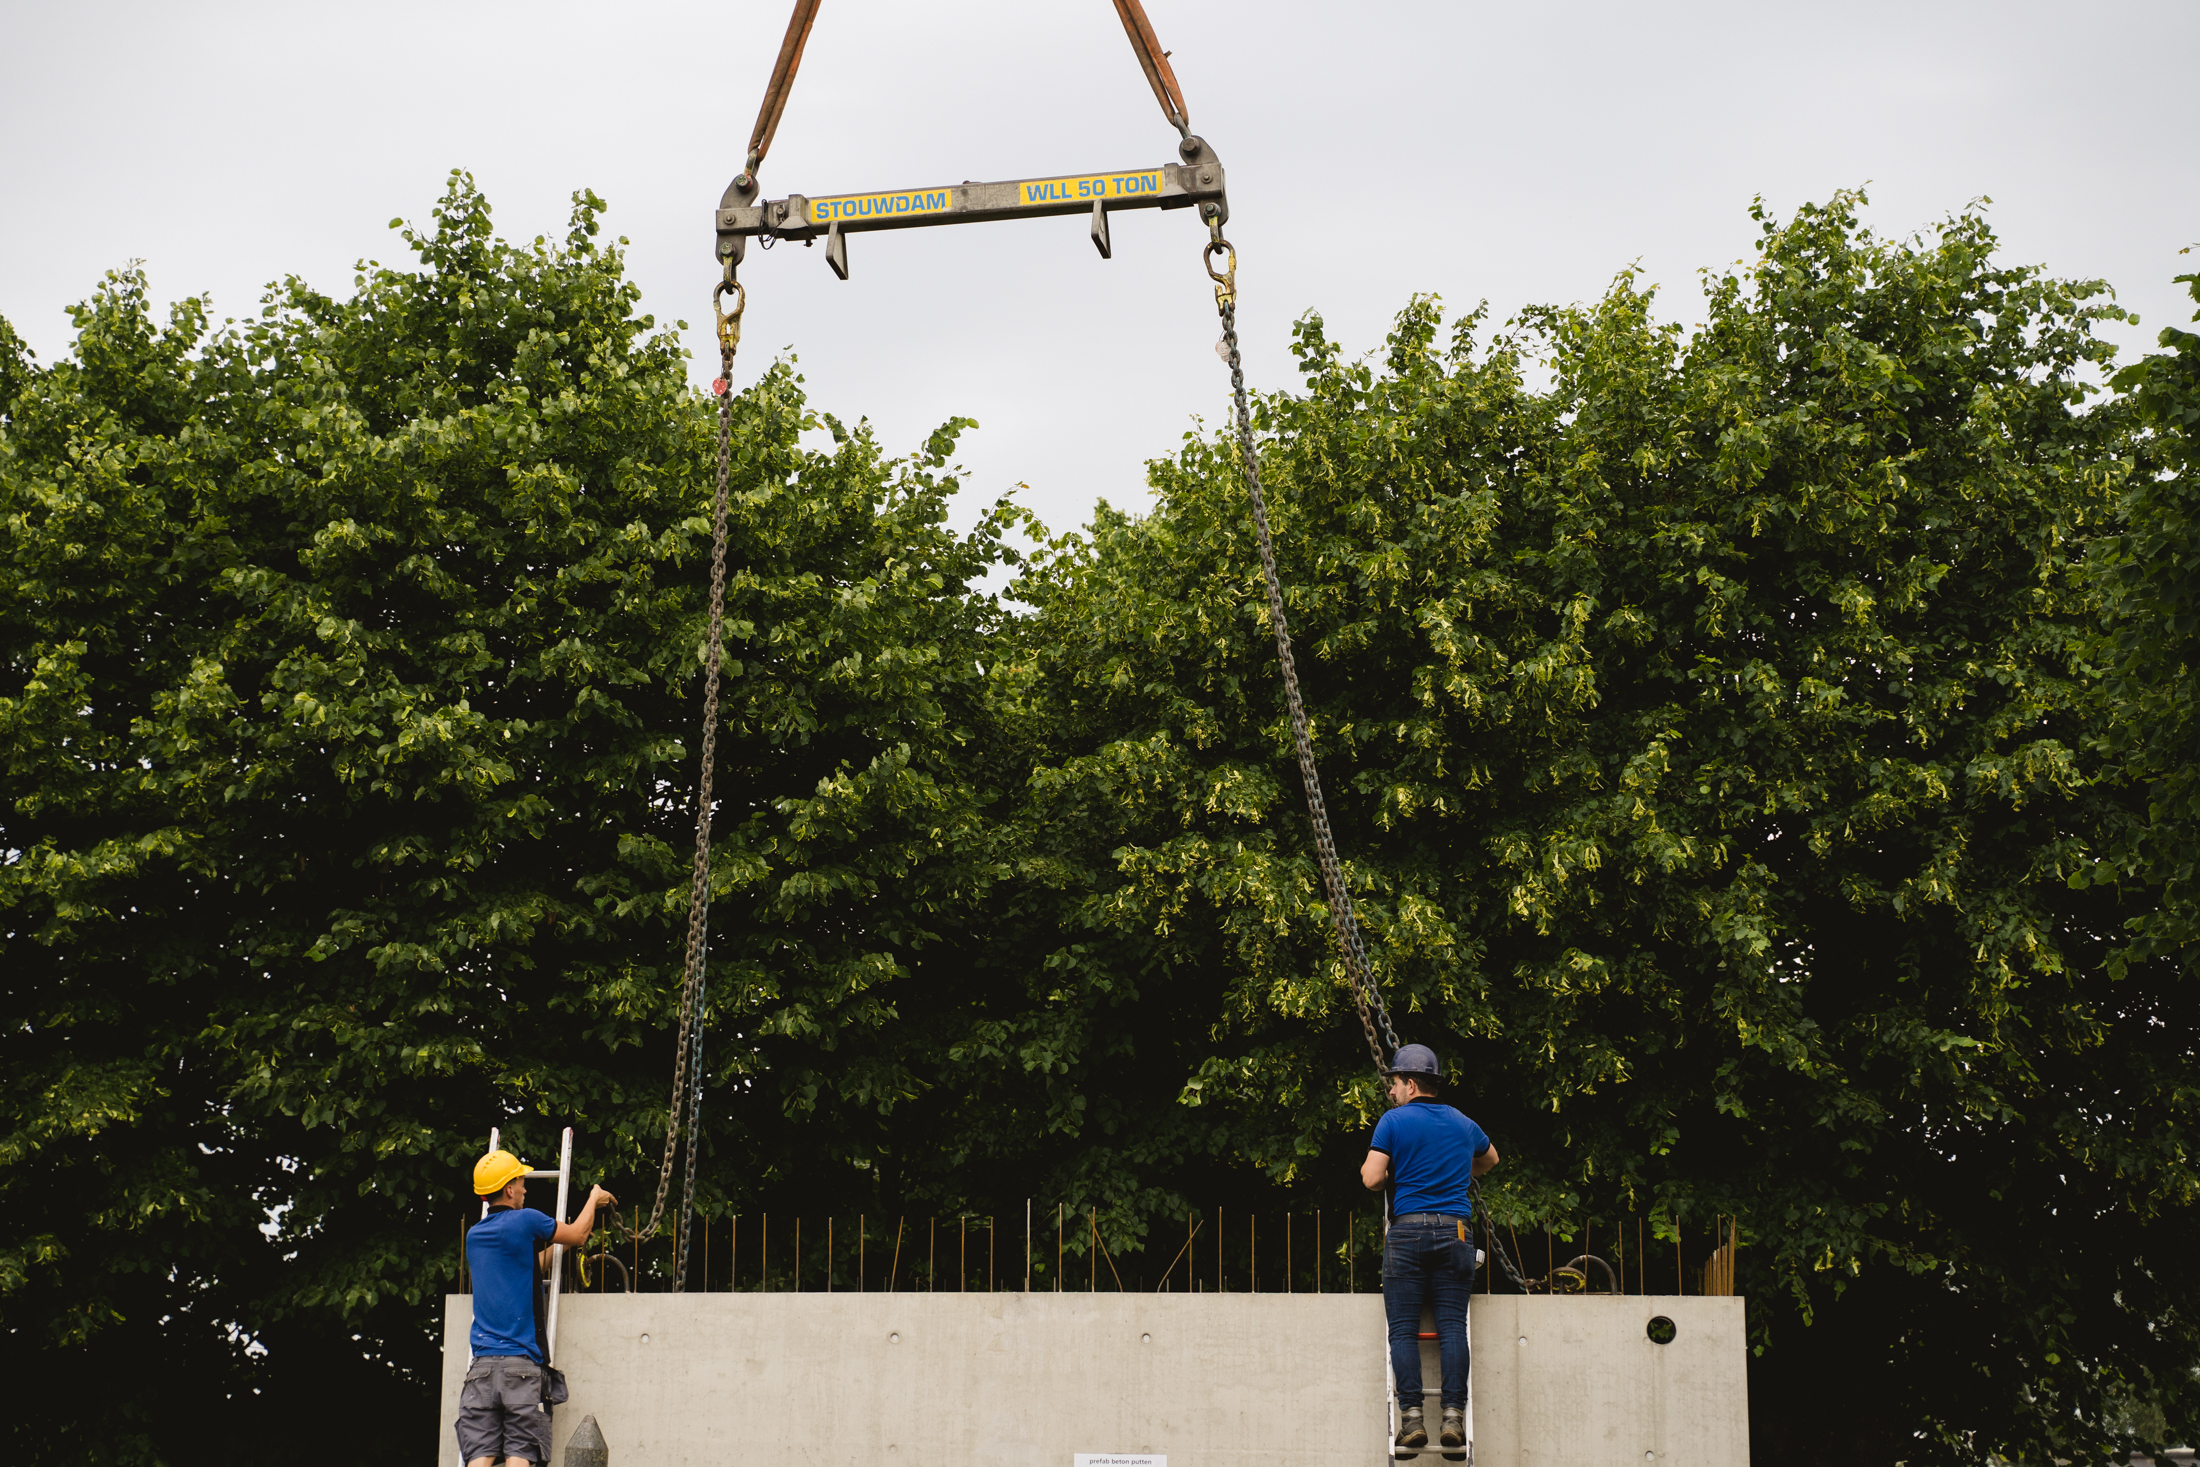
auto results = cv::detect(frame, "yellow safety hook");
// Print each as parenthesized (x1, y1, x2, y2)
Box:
(1203, 236, 1237, 313)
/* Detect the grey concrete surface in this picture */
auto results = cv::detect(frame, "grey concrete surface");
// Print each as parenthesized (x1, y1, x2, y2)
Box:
(436, 1293, 1747, 1466)
(1469, 1296, 1748, 1465)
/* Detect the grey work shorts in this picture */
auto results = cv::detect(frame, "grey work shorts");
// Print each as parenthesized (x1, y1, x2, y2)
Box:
(454, 1355, 552, 1464)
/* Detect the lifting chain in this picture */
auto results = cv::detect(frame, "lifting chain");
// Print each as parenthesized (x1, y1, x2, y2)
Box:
(1204, 226, 1401, 1077)
(1471, 1178, 1535, 1292)
(629, 273, 747, 1291)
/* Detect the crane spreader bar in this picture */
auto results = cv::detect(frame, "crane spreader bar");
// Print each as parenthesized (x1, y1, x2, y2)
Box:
(714, 135, 1228, 279)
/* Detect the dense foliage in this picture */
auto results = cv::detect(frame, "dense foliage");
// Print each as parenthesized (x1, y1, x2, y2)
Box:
(2, 179, 2192, 1465)
(0, 175, 1023, 1461)
(1009, 194, 2195, 1463)
(2087, 264, 2200, 972)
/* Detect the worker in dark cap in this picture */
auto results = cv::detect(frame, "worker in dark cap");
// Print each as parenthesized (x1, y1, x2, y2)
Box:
(1360, 1043, 1499, 1452)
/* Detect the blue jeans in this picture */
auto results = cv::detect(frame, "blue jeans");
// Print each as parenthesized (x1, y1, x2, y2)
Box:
(1384, 1216, 1477, 1411)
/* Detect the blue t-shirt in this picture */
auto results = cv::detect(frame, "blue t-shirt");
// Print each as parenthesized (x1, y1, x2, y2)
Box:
(1370, 1099, 1491, 1219)
(468, 1205, 556, 1360)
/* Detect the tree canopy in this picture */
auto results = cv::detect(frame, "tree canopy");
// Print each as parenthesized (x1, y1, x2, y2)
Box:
(2, 177, 2193, 1466)
(0, 175, 1024, 1460)
(2088, 262, 2200, 971)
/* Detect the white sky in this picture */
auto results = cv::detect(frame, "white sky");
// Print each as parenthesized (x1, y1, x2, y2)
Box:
(4, 1, 2196, 543)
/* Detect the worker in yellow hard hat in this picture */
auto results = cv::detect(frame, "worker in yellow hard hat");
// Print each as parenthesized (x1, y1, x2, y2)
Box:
(454, 1148, 616, 1467)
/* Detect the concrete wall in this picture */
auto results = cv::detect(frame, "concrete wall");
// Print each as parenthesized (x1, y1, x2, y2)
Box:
(1469, 1296, 1749, 1465)
(436, 1293, 1747, 1467)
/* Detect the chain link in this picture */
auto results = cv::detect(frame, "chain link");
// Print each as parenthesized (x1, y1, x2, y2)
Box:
(1471, 1178, 1535, 1292)
(1206, 230, 1400, 1076)
(631, 284, 744, 1272)
(673, 955, 708, 1290)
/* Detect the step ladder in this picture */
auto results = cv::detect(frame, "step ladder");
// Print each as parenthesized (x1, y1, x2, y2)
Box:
(486, 1125, 575, 1366)
(1383, 1255, 1477, 1465)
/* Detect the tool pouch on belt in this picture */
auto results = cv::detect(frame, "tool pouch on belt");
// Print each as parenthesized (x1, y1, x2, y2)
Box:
(542, 1366, 570, 1407)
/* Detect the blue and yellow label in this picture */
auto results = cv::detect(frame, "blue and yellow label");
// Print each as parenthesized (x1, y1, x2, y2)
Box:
(808, 187, 954, 225)
(1015, 170, 1165, 206)
(804, 169, 1169, 226)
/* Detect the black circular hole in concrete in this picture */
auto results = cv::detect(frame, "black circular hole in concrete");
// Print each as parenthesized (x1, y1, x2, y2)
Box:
(1646, 1315, 1678, 1345)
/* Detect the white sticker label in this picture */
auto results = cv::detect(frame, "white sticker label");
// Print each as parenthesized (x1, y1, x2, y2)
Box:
(1076, 1457, 1164, 1467)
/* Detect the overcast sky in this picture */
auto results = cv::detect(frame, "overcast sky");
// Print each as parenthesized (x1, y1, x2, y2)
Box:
(4, 1, 2195, 542)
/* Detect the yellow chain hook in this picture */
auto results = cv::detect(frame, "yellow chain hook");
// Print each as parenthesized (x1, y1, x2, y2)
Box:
(1203, 236, 1237, 312)
(712, 279, 747, 364)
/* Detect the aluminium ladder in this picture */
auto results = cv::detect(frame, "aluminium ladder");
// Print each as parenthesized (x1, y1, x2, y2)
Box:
(483, 1124, 576, 1368)
(1384, 1234, 1479, 1466)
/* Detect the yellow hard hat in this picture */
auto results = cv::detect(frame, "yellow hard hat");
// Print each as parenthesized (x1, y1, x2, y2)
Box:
(473, 1149, 530, 1197)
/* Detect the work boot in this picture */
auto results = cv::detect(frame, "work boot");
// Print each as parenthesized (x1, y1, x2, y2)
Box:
(1440, 1407, 1466, 1448)
(1396, 1406, 1427, 1449)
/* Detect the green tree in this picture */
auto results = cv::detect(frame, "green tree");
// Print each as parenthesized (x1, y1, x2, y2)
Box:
(0, 173, 1021, 1463)
(6, 170, 2194, 1467)
(2088, 262, 2200, 970)
(1009, 194, 2197, 1463)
